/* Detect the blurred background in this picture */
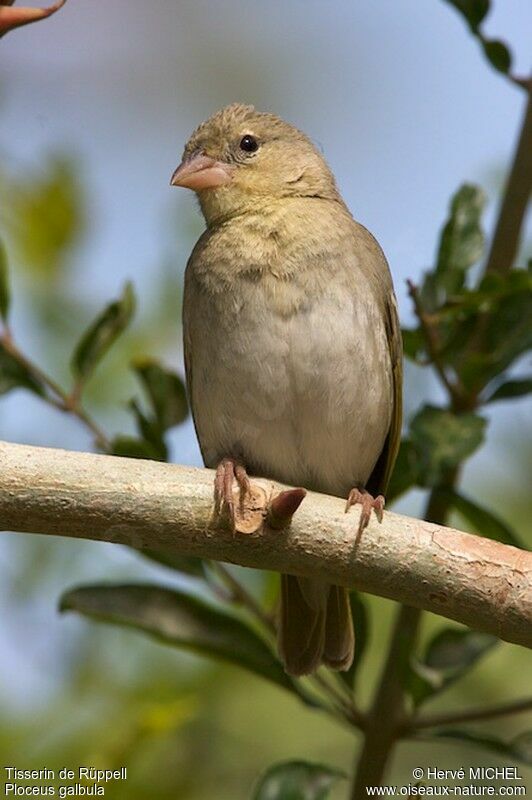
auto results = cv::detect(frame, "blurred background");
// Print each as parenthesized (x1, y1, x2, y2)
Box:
(0, 1, 531, 798)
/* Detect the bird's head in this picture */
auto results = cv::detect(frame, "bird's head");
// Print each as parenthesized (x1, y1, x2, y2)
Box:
(171, 103, 340, 225)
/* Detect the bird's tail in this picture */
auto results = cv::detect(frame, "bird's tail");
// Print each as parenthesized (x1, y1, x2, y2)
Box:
(278, 575, 354, 676)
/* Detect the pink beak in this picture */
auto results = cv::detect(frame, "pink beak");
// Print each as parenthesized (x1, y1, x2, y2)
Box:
(170, 153, 233, 191)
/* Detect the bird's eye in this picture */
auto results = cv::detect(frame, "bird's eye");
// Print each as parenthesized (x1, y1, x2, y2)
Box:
(239, 134, 259, 153)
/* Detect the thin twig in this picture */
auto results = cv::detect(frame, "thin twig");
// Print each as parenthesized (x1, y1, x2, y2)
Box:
(0, 331, 110, 450)
(313, 671, 365, 729)
(406, 697, 532, 731)
(406, 280, 467, 408)
(509, 75, 532, 92)
(463, 81, 532, 359)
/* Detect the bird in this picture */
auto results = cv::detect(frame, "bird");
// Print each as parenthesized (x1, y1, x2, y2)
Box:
(170, 103, 402, 676)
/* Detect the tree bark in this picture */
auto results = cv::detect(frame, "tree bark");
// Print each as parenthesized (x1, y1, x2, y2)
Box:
(0, 440, 530, 649)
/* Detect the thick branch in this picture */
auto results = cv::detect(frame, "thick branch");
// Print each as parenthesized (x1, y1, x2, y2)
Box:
(0, 440, 530, 648)
(351, 605, 420, 797)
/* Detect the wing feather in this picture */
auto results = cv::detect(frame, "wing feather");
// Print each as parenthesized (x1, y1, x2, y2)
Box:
(366, 291, 403, 497)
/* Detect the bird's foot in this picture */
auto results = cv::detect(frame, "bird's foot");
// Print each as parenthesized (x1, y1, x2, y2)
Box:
(214, 457, 251, 530)
(345, 487, 385, 536)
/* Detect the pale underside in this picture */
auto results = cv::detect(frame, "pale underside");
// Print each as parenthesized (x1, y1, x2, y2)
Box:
(183, 205, 395, 499)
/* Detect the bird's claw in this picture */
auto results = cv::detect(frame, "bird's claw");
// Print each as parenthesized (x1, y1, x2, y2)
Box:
(214, 457, 251, 529)
(345, 487, 385, 536)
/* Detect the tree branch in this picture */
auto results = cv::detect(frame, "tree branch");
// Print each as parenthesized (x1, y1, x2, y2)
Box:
(351, 604, 421, 797)
(0, 440, 530, 649)
(406, 280, 467, 408)
(350, 477, 458, 799)
(485, 80, 532, 275)
(407, 696, 532, 732)
(0, 0, 66, 38)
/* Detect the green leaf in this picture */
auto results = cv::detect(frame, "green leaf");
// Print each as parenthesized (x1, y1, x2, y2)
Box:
(409, 406, 486, 486)
(442, 269, 532, 392)
(71, 282, 135, 382)
(110, 435, 163, 461)
(386, 439, 421, 502)
(442, 0, 490, 31)
(408, 628, 497, 706)
(0, 239, 10, 322)
(132, 358, 188, 431)
(127, 399, 168, 461)
(60, 583, 294, 692)
(419, 271, 442, 313)
(485, 378, 532, 403)
(482, 39, 512, 74)
(430, 729, 532, 766)
(0, 341, 46, 397)
(513, 731, 532, 765)
(441, 488, 524, 548)
(401, 327, 425, 362)
(340, 592, 369, 687)
(7, 156, 85, 279)
(122, 362, 188, 464)
(407, 659, 444, 707)
(253, 761, 345, 800)
(436, 184, 486, 287)
(137, 549, 205, 578)
(480, 272, 532, 378)
(426, 628, 497, 673)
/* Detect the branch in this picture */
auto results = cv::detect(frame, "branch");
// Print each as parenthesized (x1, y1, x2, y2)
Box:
(407, 696, 532, 732)
(485, 80, 532, 275)
(0, 332, 110, 450)
(350, 484, 459, 799)
(406, 280, 467, 408)
(351, 604, 420, 796)
(0, 440, 530, 649)
(0, 0, 66, 38)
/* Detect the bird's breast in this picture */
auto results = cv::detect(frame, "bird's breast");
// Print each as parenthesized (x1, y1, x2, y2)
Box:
(184, 258, 393, 498)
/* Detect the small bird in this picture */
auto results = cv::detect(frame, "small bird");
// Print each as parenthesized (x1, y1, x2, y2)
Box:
(171, 104, 402, 676)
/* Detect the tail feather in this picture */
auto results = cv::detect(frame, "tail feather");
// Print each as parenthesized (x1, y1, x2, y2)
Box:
(278, 575, 354, 676)
(278, 574, 326, 676)
(323, 585, 355, 671)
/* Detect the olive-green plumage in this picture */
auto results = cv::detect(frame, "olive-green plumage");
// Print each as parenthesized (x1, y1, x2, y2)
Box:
(173, 103, 403, 675)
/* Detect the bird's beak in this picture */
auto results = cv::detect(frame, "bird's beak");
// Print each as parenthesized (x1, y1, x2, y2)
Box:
(170, 153, 233, 191)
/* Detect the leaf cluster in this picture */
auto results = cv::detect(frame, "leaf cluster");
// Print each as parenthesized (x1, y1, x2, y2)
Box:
(443, 0, 513, 76)
(2, 156, 85, 280)
(0, 244, 189, 459)
(389, 183, 531, 549)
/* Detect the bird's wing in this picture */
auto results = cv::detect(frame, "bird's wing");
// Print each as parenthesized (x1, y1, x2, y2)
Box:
(182, 262, 202, 460)
(366, 290, 403, 497)
(183, 301, 193, 411)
